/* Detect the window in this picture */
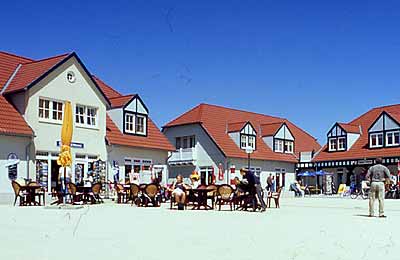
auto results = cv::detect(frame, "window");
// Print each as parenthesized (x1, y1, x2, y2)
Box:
(125, 114, 134, 133)
(329, 138, 337, 151)
(241, 134, 256, 150)
(38, 98, 63, 122)
(86, 107, 97, 126)
(175, 135, 196, 149)
(38, 99, 50, 119)
(75, 105, 85, 124)
(274, 139, 284, 152)
(370, 133, 383, 148)
(284, 141, 294, 153)
(338, 137, 346, 151)
(52, 101, 63, 121)
(135, 115, 146, 134)
(386, 131, 400, 146)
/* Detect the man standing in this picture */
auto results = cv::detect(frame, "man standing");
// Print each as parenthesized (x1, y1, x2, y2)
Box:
(366, 158, 391, 218)
(240, 168, 267, 212)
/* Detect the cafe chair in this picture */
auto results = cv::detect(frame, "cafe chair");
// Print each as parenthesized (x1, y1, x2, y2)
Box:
(27, 181, 46, 206)
(130, 184, 141, 206)
(11, 181, 27, 206)
(216, 184, 235, 211)
(115, 184, 127, 204)
(206, 184, 218, 209)
(143, 184, 160, 207)
(89, 183, 103, 204)
(67, 183, 83, 204)
(267, 186, 283, 208)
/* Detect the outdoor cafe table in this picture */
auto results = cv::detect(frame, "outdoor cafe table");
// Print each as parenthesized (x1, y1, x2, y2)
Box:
(77, 186, 93, 204)
(190, 188, 212, 210)
(22, 185, 42, 206)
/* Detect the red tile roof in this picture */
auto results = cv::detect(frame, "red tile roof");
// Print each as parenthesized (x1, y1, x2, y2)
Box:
(106, 115, 174, 151)
(0, 96, 33, 136)
(261, 122, 284, 137)
(227, 121, 248, 133)
(164, 103, 320, 162)
(3, 53, 70, 94)
(92, 75, 123, 99)
(0, 51, 33, 91)
(109, 95, 135, 108)
(314, 104, 400, 162)
(337, 123, 361, 134)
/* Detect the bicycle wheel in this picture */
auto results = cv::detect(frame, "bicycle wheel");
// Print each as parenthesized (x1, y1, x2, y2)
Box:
(350, 192, 358, 199)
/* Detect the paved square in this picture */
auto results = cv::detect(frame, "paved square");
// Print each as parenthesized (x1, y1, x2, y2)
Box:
(1, 197, 399, 260)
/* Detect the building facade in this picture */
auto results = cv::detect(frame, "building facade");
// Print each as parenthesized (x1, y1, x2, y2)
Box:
(0, 51, 173, 204)
(298, 104, 400, 190)
(163, 104, 321, 191)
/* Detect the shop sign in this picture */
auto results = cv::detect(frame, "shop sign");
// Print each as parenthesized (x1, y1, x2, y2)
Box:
(56, 141, 84, 149)
(358, 159, 373, 165)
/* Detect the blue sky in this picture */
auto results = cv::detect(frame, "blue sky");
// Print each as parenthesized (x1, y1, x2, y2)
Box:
(1, 0, 400, 144)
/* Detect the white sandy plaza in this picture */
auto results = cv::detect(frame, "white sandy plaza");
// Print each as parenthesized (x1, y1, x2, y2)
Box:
(1, 197, 399, 260)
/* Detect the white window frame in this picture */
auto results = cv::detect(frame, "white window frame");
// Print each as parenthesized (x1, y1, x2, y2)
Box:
(284, 140, 294, 154)
(38, 99, 50, 120)
(386, 131, 400, 147)
(370, 133, 383, 148)
(75, 105, 85, 125)
(240, 135, 248, 149)
(337, 137, 346, 151)
(328, 138, 337, 151)
(274, 139, 284, 153)
(135, 114, 147, 135)
(38, 98, 64, 124)
(125, 113, 135, 133)
(86, 106, 97, 127)
(248, 136, 256, 150)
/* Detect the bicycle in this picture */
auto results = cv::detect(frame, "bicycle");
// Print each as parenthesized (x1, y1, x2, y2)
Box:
(350, 188, 369, 200)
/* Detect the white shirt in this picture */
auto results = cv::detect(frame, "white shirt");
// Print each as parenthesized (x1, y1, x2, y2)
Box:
(58, 167, 72, 180)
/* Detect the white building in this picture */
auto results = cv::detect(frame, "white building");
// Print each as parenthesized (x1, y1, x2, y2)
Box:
(162, 103, 320, 190)
(0, 51, 173, 204)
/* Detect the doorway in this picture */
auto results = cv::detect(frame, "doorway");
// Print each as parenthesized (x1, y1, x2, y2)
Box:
(51, 160, 60, 193)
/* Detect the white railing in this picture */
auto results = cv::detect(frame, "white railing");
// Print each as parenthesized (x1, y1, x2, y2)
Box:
(169, 147, 196, 162)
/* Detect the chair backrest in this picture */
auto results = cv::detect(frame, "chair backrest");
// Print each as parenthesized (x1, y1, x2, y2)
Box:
(27, 181, 39, 186)
(145, 184, 159, 198)
(198, 185, 207, 189)
(68, 183, 77, 195)
(206, 184, 218, 196)
(116, 184, 124, 192)
(217, 185, 234, 200)
(276, 186, 283, 198)
(11, 181, 22, 196)
(130, 184, 140, 197)
(92, 183, 102, 194)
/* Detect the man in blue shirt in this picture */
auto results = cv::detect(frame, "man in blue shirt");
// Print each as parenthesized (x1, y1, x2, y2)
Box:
(240, 168, 266, 212)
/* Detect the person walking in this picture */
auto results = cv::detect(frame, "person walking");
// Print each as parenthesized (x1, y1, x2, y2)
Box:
(366, 157, 391, 218)
(271, 176, 276, 192)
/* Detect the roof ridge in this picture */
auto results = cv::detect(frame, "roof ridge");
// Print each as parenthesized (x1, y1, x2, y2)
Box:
(23, 52, 71, 65)
(0, 51, 34, 62)
(199, 103, 284, 120)
(372, 103, 400, 111)
(109, 94, 135, 99)
(91, 75, 123, 97)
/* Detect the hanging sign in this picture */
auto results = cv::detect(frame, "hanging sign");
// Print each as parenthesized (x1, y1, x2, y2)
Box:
(218, 163, 224, 181)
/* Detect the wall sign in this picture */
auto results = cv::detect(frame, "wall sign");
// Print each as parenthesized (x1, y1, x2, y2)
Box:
(56, 141, 84, 149)
(358, 159, 373, 165)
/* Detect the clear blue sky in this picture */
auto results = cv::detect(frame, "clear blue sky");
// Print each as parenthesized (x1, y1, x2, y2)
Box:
(2, 0, 400, 144)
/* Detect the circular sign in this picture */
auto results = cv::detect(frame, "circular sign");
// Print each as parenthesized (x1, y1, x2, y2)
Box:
(7, 153, 18, 160)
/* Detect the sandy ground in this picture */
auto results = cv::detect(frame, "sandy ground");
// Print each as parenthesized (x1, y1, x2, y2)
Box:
(1, 197, 399, 260)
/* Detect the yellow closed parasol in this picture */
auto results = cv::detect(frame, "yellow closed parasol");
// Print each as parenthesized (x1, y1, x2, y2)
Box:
(57, 101, 73, 204)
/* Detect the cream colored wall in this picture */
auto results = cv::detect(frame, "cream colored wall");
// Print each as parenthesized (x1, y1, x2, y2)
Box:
(24, 56, 108, 179)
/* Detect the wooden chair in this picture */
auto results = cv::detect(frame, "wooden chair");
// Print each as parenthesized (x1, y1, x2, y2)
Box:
(11, 181, 26, 206)
(90, 183, 103, 204)
(170, 190, 189, 210)
(130, 184, 141, 206)
(27, 181, 46, 206)
(115, 184, 127, 203)
(143, 184, 160, 207)
(267, 186, 283, 208)
(216, 184, 235, 211)
(206, 185, 218, 209)
(67, 183, 83, 204)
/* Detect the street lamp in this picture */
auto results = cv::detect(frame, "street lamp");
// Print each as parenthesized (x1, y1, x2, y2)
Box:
(245, 146, 254, 171)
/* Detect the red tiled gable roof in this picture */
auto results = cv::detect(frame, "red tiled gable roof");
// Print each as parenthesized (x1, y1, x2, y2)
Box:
(337, 123, 361, 134)
(387, 111, 400, 123)
(314, 104, 400, 162)
(227, 121, 248, 133)
(106, 115, 174, 151)
(0, 96, 33, 136)
(92, 75, 123, 100)
(3, 53, 70, 94)
(0, 52, 33, 91)
(164, 103, 320, 162)
(109, 95, 135, 108)
(261, 122, 284, 137)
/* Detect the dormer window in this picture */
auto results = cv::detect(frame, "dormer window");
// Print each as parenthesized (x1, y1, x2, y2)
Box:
(329, 138, 337, 151)
(338, 137, 346, 150)
(326, 123, 361, 152)
(124, 112, 147, 136)
(368, 112, 400, 148)
(240, 133, 256, 150)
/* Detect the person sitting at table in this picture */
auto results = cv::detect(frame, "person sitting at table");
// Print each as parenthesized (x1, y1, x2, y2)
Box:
(129, 170, 140, 185)
(189, 172, 200, 189)
(170, 174, 191, 210)
(239, 168, 266, 212)
(83, 172, 94, 187)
